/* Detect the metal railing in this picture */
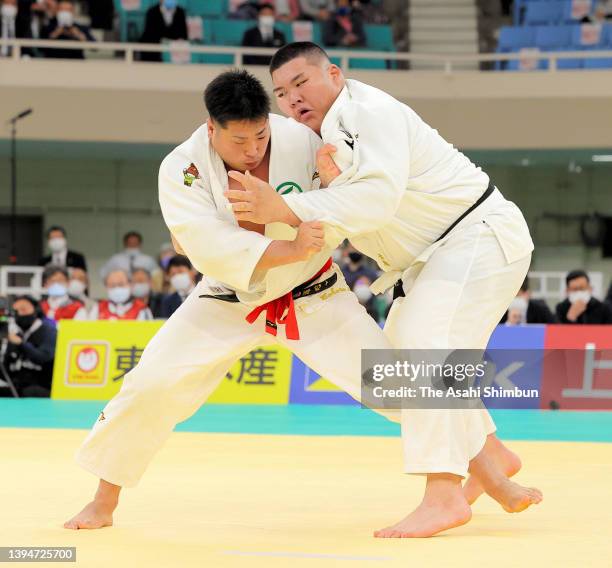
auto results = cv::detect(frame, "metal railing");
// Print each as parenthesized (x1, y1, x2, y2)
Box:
(2, 38, 612, 72)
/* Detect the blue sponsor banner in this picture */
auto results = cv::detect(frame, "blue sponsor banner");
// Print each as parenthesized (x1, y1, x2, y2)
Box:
(482, 325, 547, 409)
(289, 356, 358, 405)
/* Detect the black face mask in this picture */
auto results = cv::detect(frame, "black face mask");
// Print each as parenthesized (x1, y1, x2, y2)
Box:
(348, 252, 363, 263)
(16, 314, 37, 331)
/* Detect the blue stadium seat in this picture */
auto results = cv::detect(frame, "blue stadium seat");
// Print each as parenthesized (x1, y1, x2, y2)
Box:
(524, 1, 564, 25)
(275, 21, 294, 42)
(498, 26, 537, 51)
(603, 23, 612, 46)
(363, 24, 394, 50)
(187, 0, 227, 18)
(554, 48, 583, 69)
(583, 56, 612, 68)
(535, 25, 572, 49)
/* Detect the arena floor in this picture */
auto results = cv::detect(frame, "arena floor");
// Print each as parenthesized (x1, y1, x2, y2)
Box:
(1, 402, 612, 568)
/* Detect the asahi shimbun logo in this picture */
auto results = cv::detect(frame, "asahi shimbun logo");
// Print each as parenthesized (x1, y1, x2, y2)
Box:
(183, 163, 201, 187)
(276, 181, 303, 195)
(76, 347, 99, 373)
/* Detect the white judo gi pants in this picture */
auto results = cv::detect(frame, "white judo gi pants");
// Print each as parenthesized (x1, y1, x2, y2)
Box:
(75, 265, 399, 488)
(384, 219, 531, 478)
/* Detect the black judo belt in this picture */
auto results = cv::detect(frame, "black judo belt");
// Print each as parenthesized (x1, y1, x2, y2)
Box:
(392, 181, 495, 301)
(198, 271, 338, 304)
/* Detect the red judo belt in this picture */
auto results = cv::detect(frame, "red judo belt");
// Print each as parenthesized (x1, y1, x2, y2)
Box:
(245, 257, 334, 340)
(198, 258, 337, 341)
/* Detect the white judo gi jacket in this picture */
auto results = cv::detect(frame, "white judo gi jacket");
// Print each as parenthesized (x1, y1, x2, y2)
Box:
(283, 80, 534, 295)
(159, 113, 331, 307)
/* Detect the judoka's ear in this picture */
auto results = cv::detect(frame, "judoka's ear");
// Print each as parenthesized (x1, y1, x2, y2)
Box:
(207, 118, 215, 139)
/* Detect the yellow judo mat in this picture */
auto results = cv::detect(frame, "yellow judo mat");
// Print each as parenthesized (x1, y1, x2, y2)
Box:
(2, 427, 612, 568)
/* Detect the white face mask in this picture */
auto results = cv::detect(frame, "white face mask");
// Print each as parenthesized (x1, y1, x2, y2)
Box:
(48, 237, 67, 253)
(132, 282, 151, 298)
(108, 286, 131, 304)
(568, 290, 591, 304)
(56, 9, 74, 27)
(171, 272, 192, 293)
(68, 279, 86, 297)
(47, 282, 68, 297)
(353, 283, 373, 304)
(259, 15, 275, 28)
(1, 4, 17, 18)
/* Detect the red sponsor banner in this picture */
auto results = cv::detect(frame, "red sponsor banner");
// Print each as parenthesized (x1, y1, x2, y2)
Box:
(541, 325, 612, 410)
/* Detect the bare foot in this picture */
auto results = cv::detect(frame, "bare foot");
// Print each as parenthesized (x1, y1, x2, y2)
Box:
(374, 486, 472, 538)
(486, 479, 543, 513)
(463, 441, 522, 504)
(63, 500, 116, 530)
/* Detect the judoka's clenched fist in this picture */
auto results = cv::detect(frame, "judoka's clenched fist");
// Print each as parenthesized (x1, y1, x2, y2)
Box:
(316, 144, 341, 188)
(293, 221, 325, 260)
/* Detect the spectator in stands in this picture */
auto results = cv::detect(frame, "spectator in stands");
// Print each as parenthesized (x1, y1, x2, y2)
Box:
(131, 267, 164, 318)
(1, 296, 56, 397)
(353, 0, 390, 24)
(0, 0, 31, 57)
(30, 0, 58, 39)
(555, 269, 612, 324)
(90, 269, 153, 321)
(85, 0, 114, 31)
(100, 230, 158, 280)
(323, 0, 366, 47)
(341, 248, 378, 289)
(583, 1, 612, 22)
(67, 267, 94, 311)
(41, 0, 95, 59)
(161, 256, 196, 318)
(299, 0, 334, 21)
(39, 225, 87, 270)
(152, 241, 176, 293)
(500, 276, 556, 325)
(352, 274, 379, 321)
(275, 0, 301, 21)
(41, 265, 88, 322)
(140, 0, 187, 62)
(242, 3, 287, 66)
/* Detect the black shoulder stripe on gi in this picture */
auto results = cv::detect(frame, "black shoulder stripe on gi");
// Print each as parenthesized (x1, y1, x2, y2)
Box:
(338, 125, 354, 150)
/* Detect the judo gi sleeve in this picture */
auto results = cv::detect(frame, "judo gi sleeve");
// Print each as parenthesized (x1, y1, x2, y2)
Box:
(282, 102, 409, 239)
(158, 155, 273, 293)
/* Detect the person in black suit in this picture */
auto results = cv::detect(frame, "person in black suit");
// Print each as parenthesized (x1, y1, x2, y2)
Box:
(500, 276, 556, 325)
(556, 269, 612, 324)
(40, 0, 95, 59)
(139, 0, 187, 62)
(160, 255, 196, 318)
(241, 3, 286, 66)
(322, 0, 366, 48)
(39, 225, 87, 271)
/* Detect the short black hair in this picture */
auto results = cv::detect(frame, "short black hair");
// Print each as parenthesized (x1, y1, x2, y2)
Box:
(204, 69, 270, 128)
(269, 42, 329, 74)
(43, 264, 69, 284)
(123, 231, 142, 245)
(13, 295, 42, 317)
(258, 2, 274, 12)
(520, 276, 529, 293)
(566, 269, 589, 286)
(168, 255, 192, 271)
(46, 225, 66, 238)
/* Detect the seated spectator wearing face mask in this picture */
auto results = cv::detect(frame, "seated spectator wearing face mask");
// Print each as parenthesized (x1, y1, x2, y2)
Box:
(341, 248, 379, 290)
(131, 268, 164, 318)
(1, 296, 56, 398)
(0, 0, 32, 58)
(100, 230, 158, 280)
(160, 256, 196, 318)
(501, 277, 556, 325)
(67, 267, 94, 311)
(41, 0, 95, 59)
(140, 0, 187, 62)
(151, 241, 177, 294)
(39, 225, 87, 270)
(242, 3, 286, 66)
(323, 0, 366, 48)
(555, 270, 612, 324)
(90, 270, 152, 321)
(40, 265, 87, 322)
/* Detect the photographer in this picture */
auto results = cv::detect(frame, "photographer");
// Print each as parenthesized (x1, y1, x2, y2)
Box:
(1, 296, 56, 398)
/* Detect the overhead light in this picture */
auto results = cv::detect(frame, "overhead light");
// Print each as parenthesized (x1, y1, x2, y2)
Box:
(592, 155, 612, 162)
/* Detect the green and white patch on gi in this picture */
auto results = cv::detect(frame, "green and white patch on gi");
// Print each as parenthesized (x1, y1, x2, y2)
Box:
(275, 181, 303, 195)
(182, 163, 201, 187)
